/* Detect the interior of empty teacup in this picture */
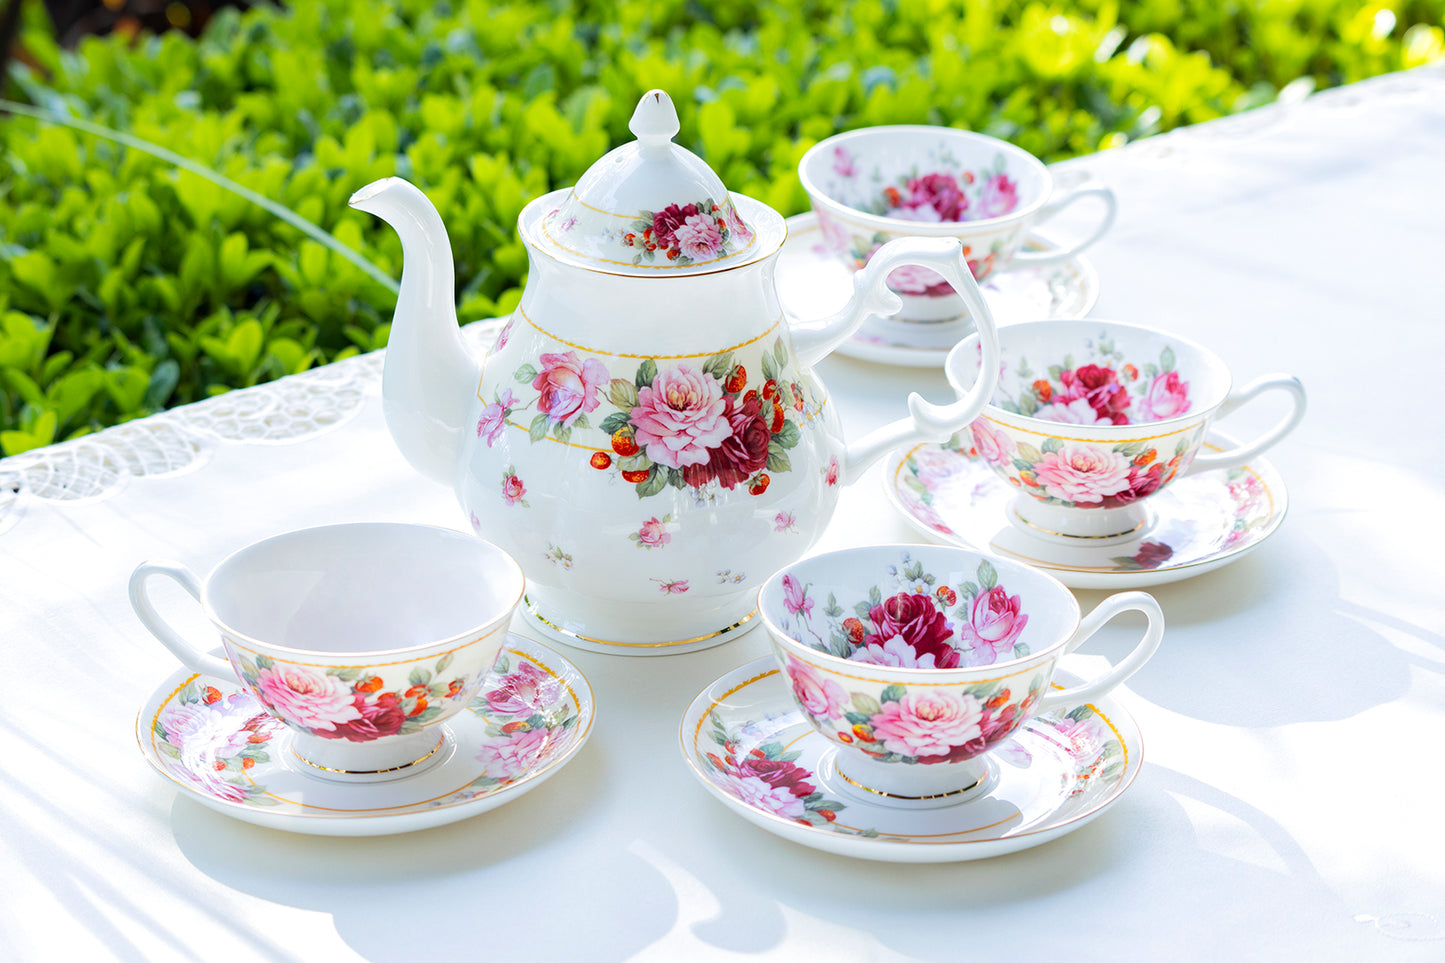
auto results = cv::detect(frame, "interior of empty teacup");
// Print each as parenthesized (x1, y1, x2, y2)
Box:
(799, 126, 1050, 227)
(205, 523, 523, 654)
(759, 545, 1077, 670)
(948, 320, 1232, 427)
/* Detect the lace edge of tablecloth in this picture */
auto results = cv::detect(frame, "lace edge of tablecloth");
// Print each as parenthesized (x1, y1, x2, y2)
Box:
(0, 320, 503, 532)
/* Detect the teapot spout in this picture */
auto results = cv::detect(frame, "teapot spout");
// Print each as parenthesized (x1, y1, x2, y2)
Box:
(349, 177, 479, 488)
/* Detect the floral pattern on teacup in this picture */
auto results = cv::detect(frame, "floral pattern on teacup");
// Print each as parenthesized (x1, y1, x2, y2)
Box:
(816, 213, 1008, 290)
(504, 335, 813, 500)
(824, 147, 1021, 223)
(780, 554, 1032, 669)
(779, 652, 1047, 766)
(995, 338, 1193, 427)
(971, 418, 1202, 509)
(230, 647, 479, 743)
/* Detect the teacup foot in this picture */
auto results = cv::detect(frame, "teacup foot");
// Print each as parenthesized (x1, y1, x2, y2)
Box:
(1010, 496, 1154, 545)
(291, 729, 450, 784)
(827, 751, 997, 810)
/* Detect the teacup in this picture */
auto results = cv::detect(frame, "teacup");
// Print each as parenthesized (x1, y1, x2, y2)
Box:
(946, 319, 1307, 540)
(759, 545, 1162, 803)
(798, 125, 1116, 322)
(130, 522, 524, 779)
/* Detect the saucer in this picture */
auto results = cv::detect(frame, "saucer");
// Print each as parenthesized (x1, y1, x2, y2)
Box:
(136, 634, 593, 836)
(885, 430, 1289, 589)
(680, 657, 1142, 863)
(777, 213, 1099, 368)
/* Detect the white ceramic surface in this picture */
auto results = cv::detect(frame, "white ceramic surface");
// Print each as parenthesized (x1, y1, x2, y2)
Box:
(350, 90, 1006, 652)
(680, 657, 1143, 862)
(136, 634, 593, 836)
(885, 430, 1289, 589)
(776, 212, 1099, 367)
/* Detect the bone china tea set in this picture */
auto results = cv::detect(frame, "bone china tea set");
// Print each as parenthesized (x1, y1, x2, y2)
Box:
(131, 91, 1306, 860)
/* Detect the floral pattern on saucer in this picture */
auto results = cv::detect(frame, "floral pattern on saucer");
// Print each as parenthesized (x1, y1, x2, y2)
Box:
(681, 659, 1141, 862)
(886, 431, 1287, 589)
(139, 636, 594, 835)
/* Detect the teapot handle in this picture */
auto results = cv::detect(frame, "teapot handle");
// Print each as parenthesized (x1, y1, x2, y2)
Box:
(819, 238, 1001, 486)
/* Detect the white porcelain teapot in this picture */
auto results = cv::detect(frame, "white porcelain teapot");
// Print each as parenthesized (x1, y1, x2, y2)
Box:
(350, 90, 1001, 654)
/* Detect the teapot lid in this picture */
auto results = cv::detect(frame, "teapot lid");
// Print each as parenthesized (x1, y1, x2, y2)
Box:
(534, 90, 762, 275)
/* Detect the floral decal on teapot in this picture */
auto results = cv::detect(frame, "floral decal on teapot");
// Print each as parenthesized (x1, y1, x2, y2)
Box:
(498, 334, 809, 499)
(615, 197, 754, 266)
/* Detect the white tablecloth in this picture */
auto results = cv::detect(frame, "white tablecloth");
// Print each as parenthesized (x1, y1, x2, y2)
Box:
(3, 64, 1443, 962)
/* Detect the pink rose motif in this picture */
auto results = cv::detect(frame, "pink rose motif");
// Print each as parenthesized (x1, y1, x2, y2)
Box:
(673, 212, 724, 259)
(171, 764, 249, 803)
(486, 662, 559, 716)
(315, 692, 407, 742)
(978, 173, 1019, 218)
(254, 665, 361, 732)
(774, 511, 797, 532)
(160, 693, 275, 762)
(496, 317, 514, 350)
(630, 364, 732, 470)
(850, 634, 955, 669)
(726, 205, 753, 241)
(786, 656, 847, 720)
(970, 420, 1016, 464)
(1033, 444, 1133, 504)
(636, 516, 671, 548)
(651, 203, 700, 249)
(957, 586, 1029, 664)
(502, 473, 527, 505)
(869, 691, 985, 759)
(475, 726, 551, 779)
(832, 146, 856, 178)
(825, 456, 840, 486)
(476, 388, 515, 447)
(1034, 397, 1114, 426)
(716, 757, 814, 820)
(781, 573, 814, 619)
(654, 579, 690, 594)
(532, 351, 608, 427)
(1139, 371, 1191, 422)
(857, 592, 960, 669)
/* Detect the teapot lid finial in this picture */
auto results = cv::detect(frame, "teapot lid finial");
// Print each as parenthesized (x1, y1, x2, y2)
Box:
(628, 90, 680, 148)
(533, 89, 762, 276)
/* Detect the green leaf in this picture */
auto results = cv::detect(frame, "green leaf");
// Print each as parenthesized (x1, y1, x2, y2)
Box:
(977, 559, 998, 591)
(599, 412, 630, 436)
(1040, 437, 1063, 454)
(852, 693, 882, 717)
(1160, 347, 1176, 373)
(774, 420, 801, 449)
(765, 447, 791, 472)
(436, 652, 454, 675)
(760, 350, 779, 383)
(879, 684, 906, 704)
(635, 467, 668, 498)
(408, 667, 432, 687)
(773, 338, 789, 367)
(635, 358, 657, 389)
(608, 378, 638, 410)
(529, 413, 550, 442)
(514, 364, 538, 384)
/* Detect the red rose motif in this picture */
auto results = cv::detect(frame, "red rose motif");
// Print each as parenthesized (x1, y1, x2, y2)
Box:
(1131, 540, 1174, 569)
(732, 756, 816, 800)
(316, 692, 407, 743)
(683, 394, 771, 490)
(1060, 364, 1131, 425)
(651, 203, 701, 249)
(864, 592, 960, 668)
(904, 173, 968, 221)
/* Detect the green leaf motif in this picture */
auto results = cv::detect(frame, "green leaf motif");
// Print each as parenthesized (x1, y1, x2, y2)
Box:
(760, 350, 779, 383)
(774, 420, 801, 449)
(977, 559, 998, 590)
(514, 364, 539, 384)
(765, 447, 791, 473)
(635, 467, 667, 498)
(1041, 437, 1064, 454)
(1017, 442, 1044, 464)
(879, 684, 906, 704)
(852, 693, 882, 718)
(1160, 347, 1176, 373)
(435, 652, 454, 675)
(408, 667, 432, 687)
(600, 412, 631, 436)
(529, 413, 550, 442)
(636, 358, 657, 389)
(773, 337, 788, 367)
(608, 378, 639, 410)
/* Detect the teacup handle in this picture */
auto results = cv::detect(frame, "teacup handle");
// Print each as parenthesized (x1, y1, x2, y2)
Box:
(791, 237, 1001, 486)
(129, 561, 234, 679)
(1036, 591, 1163, 711)
(1186, 374, 1307, 475)
(1011, 180, 1117, 267)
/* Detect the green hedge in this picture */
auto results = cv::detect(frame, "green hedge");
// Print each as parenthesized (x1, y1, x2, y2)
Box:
(1, 0, 1441, 454)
